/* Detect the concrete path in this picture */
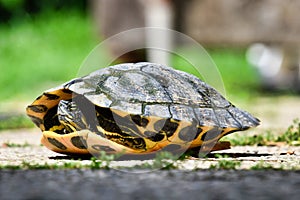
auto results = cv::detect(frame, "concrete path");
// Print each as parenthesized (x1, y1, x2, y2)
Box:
(0, 169, 299, 200)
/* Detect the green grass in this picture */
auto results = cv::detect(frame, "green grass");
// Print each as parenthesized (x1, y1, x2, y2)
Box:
(0, 115, 34, 130)
(2, 141, 31, 147)
(223, 118, 300, 146)
(134, 151, 180, 170)
(209, 154, 241, 170)
(0, 160, 85, 170)
(250, 161, 281, 170)
(209, 48, 260, 98)
(0, 152, 118, 170)
(0, 10, 99, 101)
(276, 119, 300, 145)
(222, 131, 276, 146)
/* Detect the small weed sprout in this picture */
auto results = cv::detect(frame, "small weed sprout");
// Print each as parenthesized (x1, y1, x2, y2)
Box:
(250, 161, 276, 170)
(137, 151, 180, 170)
(90, 151, 122, 170)
(276, 119, 300, 145)
(2, 142, 31, 148)
(0, 115, 34, 130)
(209, 154, 241, 170)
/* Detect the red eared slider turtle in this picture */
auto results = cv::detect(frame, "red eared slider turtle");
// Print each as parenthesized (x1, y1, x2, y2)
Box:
(26, 62, 260, 155)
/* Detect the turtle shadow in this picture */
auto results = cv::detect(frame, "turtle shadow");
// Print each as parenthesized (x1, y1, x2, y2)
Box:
(49, 153, 163, 161)
(49, 151, 273, 161)
(49, 154, 93, 160)
(205, 152, 272, 158)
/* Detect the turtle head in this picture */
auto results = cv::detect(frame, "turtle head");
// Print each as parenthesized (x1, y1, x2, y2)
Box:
(57, 100, 89, 132)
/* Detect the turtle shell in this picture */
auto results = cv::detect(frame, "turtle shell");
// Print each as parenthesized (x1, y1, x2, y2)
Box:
(26, 62, 260, 155)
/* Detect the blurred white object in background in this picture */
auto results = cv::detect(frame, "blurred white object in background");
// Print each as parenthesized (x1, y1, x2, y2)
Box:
(91, 0, 175, 64)
(145, 0, 174, 66)
(246, 43, 283, 78)
(247, 43, 300, 92)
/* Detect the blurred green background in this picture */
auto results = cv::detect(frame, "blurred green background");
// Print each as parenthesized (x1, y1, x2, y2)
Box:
(0, 0, 260, 103)
(0, 0, 97, 102)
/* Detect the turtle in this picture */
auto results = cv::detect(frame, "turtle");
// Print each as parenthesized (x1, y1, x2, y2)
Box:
(26, 62, 260, 155)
